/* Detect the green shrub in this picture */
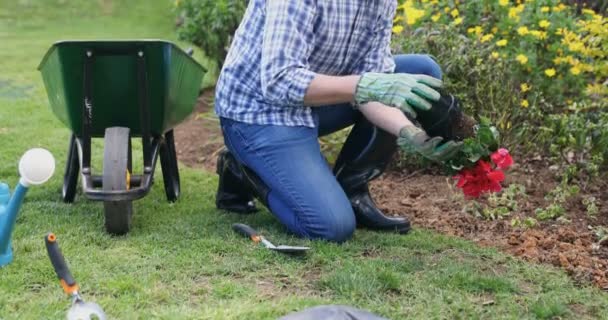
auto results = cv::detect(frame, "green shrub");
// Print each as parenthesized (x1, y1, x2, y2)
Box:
(392, 0, 608, 180)
(393, 26, 534, 151)
(541, 104, 608, 182)
(175, 0, 247, 67)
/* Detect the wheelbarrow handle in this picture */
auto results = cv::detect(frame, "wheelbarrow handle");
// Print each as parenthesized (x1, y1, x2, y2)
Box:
(232, 223, 261, 243)
(45, 233, 79, 295)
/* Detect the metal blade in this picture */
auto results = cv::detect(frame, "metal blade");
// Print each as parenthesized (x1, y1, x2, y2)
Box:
(67, 301, 107, 320)
(272, 245, 310, 254)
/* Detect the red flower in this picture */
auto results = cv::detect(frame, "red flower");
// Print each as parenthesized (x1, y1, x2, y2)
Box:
(490, 148, 513, 169)
(455, 160, 506, 198)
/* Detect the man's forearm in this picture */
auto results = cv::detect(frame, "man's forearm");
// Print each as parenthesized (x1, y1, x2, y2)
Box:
(358, 102, 415, 136)
(303, 74, 415, 136)
(303, 74, 361, 106)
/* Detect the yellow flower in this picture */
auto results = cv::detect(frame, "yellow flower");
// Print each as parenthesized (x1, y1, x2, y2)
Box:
(539, 20, 551, 29)
(405, 7, 426, 25)
(491, 51, 500, 59)
(468, 26, 483, 35)
(570, 66, 581, 75)
(545, 68, 556, 77)
(516, 54, 528, 64)
(481, 34, 494, 43)
(499, 0, 509, 6)
(431, 13, 441, 22)
(521, 99, 529, 108)
(541, 6, 550, 12)
(392, 25, 404, 34)
(520, 83, 531, 92)
(517, 26, 529, 35)
(450, 8, 459, 18)
(568, 42, 584, 52)
(453, 17, 463, 25)
(553, 4, 567, 12)
(496, 39, 508, 46)
(582, 9, 596, 15)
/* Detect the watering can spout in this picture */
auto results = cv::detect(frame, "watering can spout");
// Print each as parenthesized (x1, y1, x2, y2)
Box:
(0, 148, 55, 267)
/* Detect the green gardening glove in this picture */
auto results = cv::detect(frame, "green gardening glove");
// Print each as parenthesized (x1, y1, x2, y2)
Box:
(355, 73, 443, 118)
(397, 125, 463, 162)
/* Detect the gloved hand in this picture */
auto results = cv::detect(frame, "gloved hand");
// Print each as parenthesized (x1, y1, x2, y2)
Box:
(397, 125, 462, 162)
(355, 73, 443, 118)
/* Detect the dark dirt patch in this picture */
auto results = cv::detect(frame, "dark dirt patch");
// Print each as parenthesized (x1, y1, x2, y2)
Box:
(174, 90, 608, 290)
(174, 89, 225, 173)
(372, 167, 608, 290)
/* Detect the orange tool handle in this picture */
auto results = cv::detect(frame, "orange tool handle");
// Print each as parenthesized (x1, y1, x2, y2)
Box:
(232, 224, 261, 243)
(45, 233, 79, 295)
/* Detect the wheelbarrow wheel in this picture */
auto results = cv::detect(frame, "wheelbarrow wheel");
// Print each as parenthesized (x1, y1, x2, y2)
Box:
(62, 134, 80, 203)
(160, 130, 180, 202)
(103, 127, 133, 235)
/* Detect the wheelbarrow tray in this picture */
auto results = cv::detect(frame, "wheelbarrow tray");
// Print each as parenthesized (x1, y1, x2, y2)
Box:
(38, 40, 206, 137)
(37, 40, 206, 235)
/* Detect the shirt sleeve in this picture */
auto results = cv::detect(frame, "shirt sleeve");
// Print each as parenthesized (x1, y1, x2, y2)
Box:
(260, 0, 317, 107)
(354, 2, 397, 74)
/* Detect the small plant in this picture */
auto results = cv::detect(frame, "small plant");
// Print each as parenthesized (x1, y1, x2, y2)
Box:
(592, 226, 608, 247)
(464, 184, 525, 220)
(535, 181, 580, 221)
(511, 217, 538, 229)
(535, 203, 566, 221)
(582, 196, 599, 217)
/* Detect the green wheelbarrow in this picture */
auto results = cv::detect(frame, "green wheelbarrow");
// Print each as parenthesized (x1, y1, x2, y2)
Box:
(38, 40, 206, 235)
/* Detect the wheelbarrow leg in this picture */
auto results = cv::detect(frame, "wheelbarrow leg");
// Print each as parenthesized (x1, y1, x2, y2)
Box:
(160, 130, 180, 202)
(62, 134, 80, 203)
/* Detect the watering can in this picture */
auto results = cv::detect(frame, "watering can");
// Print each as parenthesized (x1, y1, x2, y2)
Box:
(0, 148, 55, 267)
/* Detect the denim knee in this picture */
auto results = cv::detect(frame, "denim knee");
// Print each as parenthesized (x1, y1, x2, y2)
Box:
(394, 54, 443, 80)
(307, 208, 356, 243)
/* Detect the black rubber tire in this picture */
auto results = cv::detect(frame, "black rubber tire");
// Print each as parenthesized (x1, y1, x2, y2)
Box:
(62, 134, 80, 203)
(160, 130, 180, 202)
(103, 127, 133, 235)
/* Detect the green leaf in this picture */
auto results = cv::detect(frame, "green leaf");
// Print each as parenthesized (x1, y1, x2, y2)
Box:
(477, 126, 496, 147)
(479, 116, 492, 126)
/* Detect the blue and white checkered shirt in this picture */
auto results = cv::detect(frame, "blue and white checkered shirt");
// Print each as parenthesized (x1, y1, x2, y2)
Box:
(215, 0, 397, 127)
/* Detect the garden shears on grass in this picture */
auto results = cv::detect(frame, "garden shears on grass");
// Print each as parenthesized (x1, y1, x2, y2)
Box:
(45, 233, 107, 320)
(232, 223, 310, 255)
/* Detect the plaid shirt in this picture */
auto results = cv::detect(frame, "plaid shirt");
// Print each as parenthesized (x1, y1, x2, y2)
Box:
(215, 0, 397, 127)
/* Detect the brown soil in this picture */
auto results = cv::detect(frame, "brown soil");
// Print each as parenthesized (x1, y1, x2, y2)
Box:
(175, 89, 608, 290)
(174, 89, 226, 173)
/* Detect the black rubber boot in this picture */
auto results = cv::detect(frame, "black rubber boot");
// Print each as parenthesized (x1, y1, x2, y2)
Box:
(334, 117, 411, 234)
(215, 149, 270, 213)
(215, 149, 258, 214)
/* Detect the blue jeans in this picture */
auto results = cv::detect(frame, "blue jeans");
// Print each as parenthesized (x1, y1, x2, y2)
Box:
(220, 54, 442, 242)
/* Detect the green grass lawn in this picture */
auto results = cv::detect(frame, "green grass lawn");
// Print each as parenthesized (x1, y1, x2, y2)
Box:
(1, 1, 608, 319)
